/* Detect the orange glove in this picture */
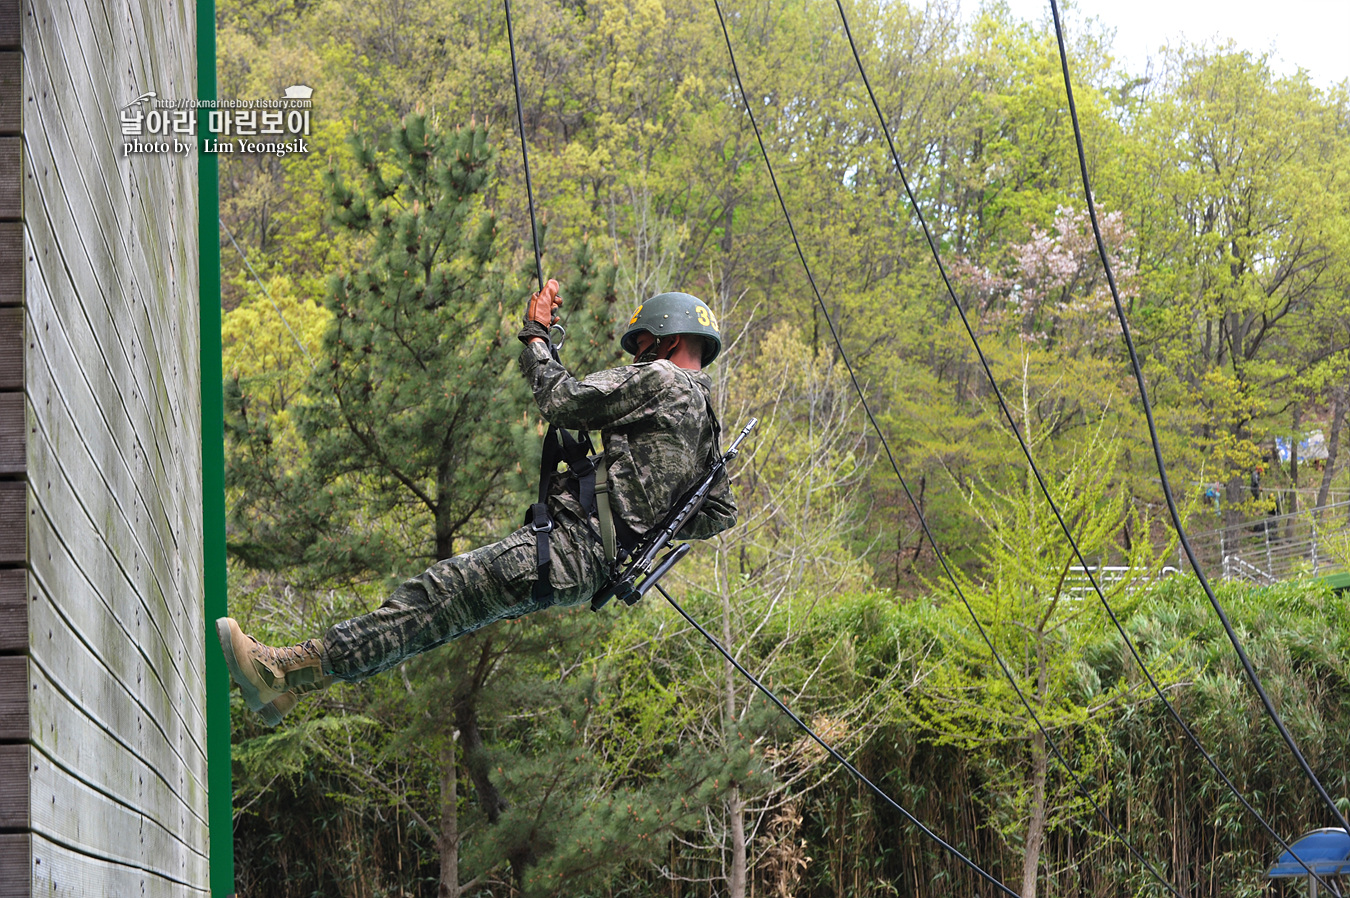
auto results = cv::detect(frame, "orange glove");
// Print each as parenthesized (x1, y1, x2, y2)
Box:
(525, 279, 561, 329)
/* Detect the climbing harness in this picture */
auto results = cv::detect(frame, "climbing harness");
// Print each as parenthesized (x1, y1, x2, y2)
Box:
(525, 425, 594, 601)
(526, 381, 748, 607)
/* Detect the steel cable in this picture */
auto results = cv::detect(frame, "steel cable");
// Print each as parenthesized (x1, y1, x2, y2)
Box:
(1046, 0, 1350, 837)
(714, 1, 1180, 892)
(503, 0, 545, 291)
(829, 0, 1340, 883)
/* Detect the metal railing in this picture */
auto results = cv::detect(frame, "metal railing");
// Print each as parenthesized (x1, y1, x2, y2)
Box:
(1182, 500, 1350, 586)
(1063, 565, 1182, 598)
(1060, 502, 1350, 595)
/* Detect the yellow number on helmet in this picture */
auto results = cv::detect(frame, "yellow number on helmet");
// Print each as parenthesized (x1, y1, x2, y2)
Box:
(628, 305, 644, 325)
(696, 306, 710, 326)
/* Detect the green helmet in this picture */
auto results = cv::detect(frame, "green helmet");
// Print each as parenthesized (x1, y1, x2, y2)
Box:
(620, 292, 723, 365)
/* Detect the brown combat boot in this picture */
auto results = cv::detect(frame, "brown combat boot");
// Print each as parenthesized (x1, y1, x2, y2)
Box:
(216, 618, 331, 721)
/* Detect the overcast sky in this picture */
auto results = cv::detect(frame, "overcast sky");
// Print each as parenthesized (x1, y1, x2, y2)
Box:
(990, 0, 1350, 89)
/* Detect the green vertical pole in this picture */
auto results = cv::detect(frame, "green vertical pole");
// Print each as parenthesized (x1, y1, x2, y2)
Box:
(198, 0, 234, 893)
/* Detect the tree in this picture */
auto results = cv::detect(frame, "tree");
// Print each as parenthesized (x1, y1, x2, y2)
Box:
(227, 115, 530, 581)
(1132, 50, 1349, 522)
(621, 322, 900, 898)
(909, 416, 1166, 898)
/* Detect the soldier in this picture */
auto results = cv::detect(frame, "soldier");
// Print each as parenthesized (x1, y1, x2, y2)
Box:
(216, 282, 737, 724)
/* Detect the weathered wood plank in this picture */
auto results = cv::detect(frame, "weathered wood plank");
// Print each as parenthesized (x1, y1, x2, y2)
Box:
(0, 221, 19, 305)
(0, 742, 27, 827)
(26, 527, 208, 815)
(0, 306, 21, 389)
(25, 591, 208, 860)
(0, 391, 23, 474)
(28, 0, 195, 467)
(0, 52, 17, 134)
(27, 469, 207, 801)
(24, 0, 170, 414)
(23, 210, 202, 671)
(20, 224, 187, 673)
(24, 271, 206, 755)
(0, 137, 16, 219)
(27, 660, 207, 852)
(0, 833, 28, 898)
(21, 69, 201, 686)
(0, 0, 17, 49)
(22, 145, 185, 589)
(30, 831, 208, 898)
(0, 653, 25, 739)
(25, 0, 206, 606)
(30, 744, 208, 886)
(14, 0, 207, 894)
(0, 568, 25, 651)
(21, 222, 204, 714)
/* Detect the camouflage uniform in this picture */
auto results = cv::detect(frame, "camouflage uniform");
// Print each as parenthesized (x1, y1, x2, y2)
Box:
(321, 340, 737, 682)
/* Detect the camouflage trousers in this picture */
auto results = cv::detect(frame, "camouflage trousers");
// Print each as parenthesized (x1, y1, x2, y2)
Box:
(321, 509, 609, 682)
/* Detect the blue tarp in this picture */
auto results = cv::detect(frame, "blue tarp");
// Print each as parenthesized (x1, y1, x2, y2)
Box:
(1275, 430, 1329, 464)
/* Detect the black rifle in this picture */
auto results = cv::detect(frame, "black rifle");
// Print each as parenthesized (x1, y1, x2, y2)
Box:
(591, 417, 758, 611)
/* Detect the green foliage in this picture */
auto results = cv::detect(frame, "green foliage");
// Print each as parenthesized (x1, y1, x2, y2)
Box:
(215, 0, 1350, 893)
(227, 115, 532, 583)
(904, 425, 1166, 886)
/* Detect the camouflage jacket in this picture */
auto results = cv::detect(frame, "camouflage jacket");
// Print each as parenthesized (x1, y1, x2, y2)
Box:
(518, 340, 737, 542)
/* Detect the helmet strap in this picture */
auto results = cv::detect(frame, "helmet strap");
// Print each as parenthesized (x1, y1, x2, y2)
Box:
(635, 336, 667, 364)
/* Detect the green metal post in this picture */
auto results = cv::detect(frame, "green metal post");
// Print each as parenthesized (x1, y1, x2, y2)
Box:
(198, 0, 234, 892)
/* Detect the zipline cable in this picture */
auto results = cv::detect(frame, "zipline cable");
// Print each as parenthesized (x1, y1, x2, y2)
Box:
(714, 3, 1179, 893)
(503, 0, 545, 291)
(654, 582, 1021, 898)
(830, 0, 1339, 883)
(1045, 0, 1350, 838)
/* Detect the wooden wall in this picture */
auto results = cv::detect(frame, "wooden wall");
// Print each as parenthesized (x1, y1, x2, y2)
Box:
(0, 0, 208, 895)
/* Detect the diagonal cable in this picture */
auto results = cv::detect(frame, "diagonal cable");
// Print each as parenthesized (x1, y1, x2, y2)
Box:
(1046, 0, 1350, 836)
(715, 2, 1180, 892)
(654, 583, 1022, 898)
(831, 0, 1341, 884)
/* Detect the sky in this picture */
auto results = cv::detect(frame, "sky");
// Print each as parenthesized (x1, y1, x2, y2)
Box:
(993, 0, 1350, 89)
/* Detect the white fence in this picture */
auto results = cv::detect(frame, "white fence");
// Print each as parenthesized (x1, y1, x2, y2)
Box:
(1064, 501, 1350, 595)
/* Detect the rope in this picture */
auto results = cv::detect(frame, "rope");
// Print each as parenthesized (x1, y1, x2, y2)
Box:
(827, 0, 1340, 884)
(654, 583, 1021, 898)
(712, 3, 1179, 893)
(503, 0, 545, 291)
(1047, 0, 1350, 838)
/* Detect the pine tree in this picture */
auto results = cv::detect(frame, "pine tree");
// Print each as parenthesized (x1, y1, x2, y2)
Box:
(228, 115, 532, 582)
(225, 114, 748, 895)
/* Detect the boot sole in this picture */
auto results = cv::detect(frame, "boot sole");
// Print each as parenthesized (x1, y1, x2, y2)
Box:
(216, 617, 269, 713)
(257, 695, 296, 727)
